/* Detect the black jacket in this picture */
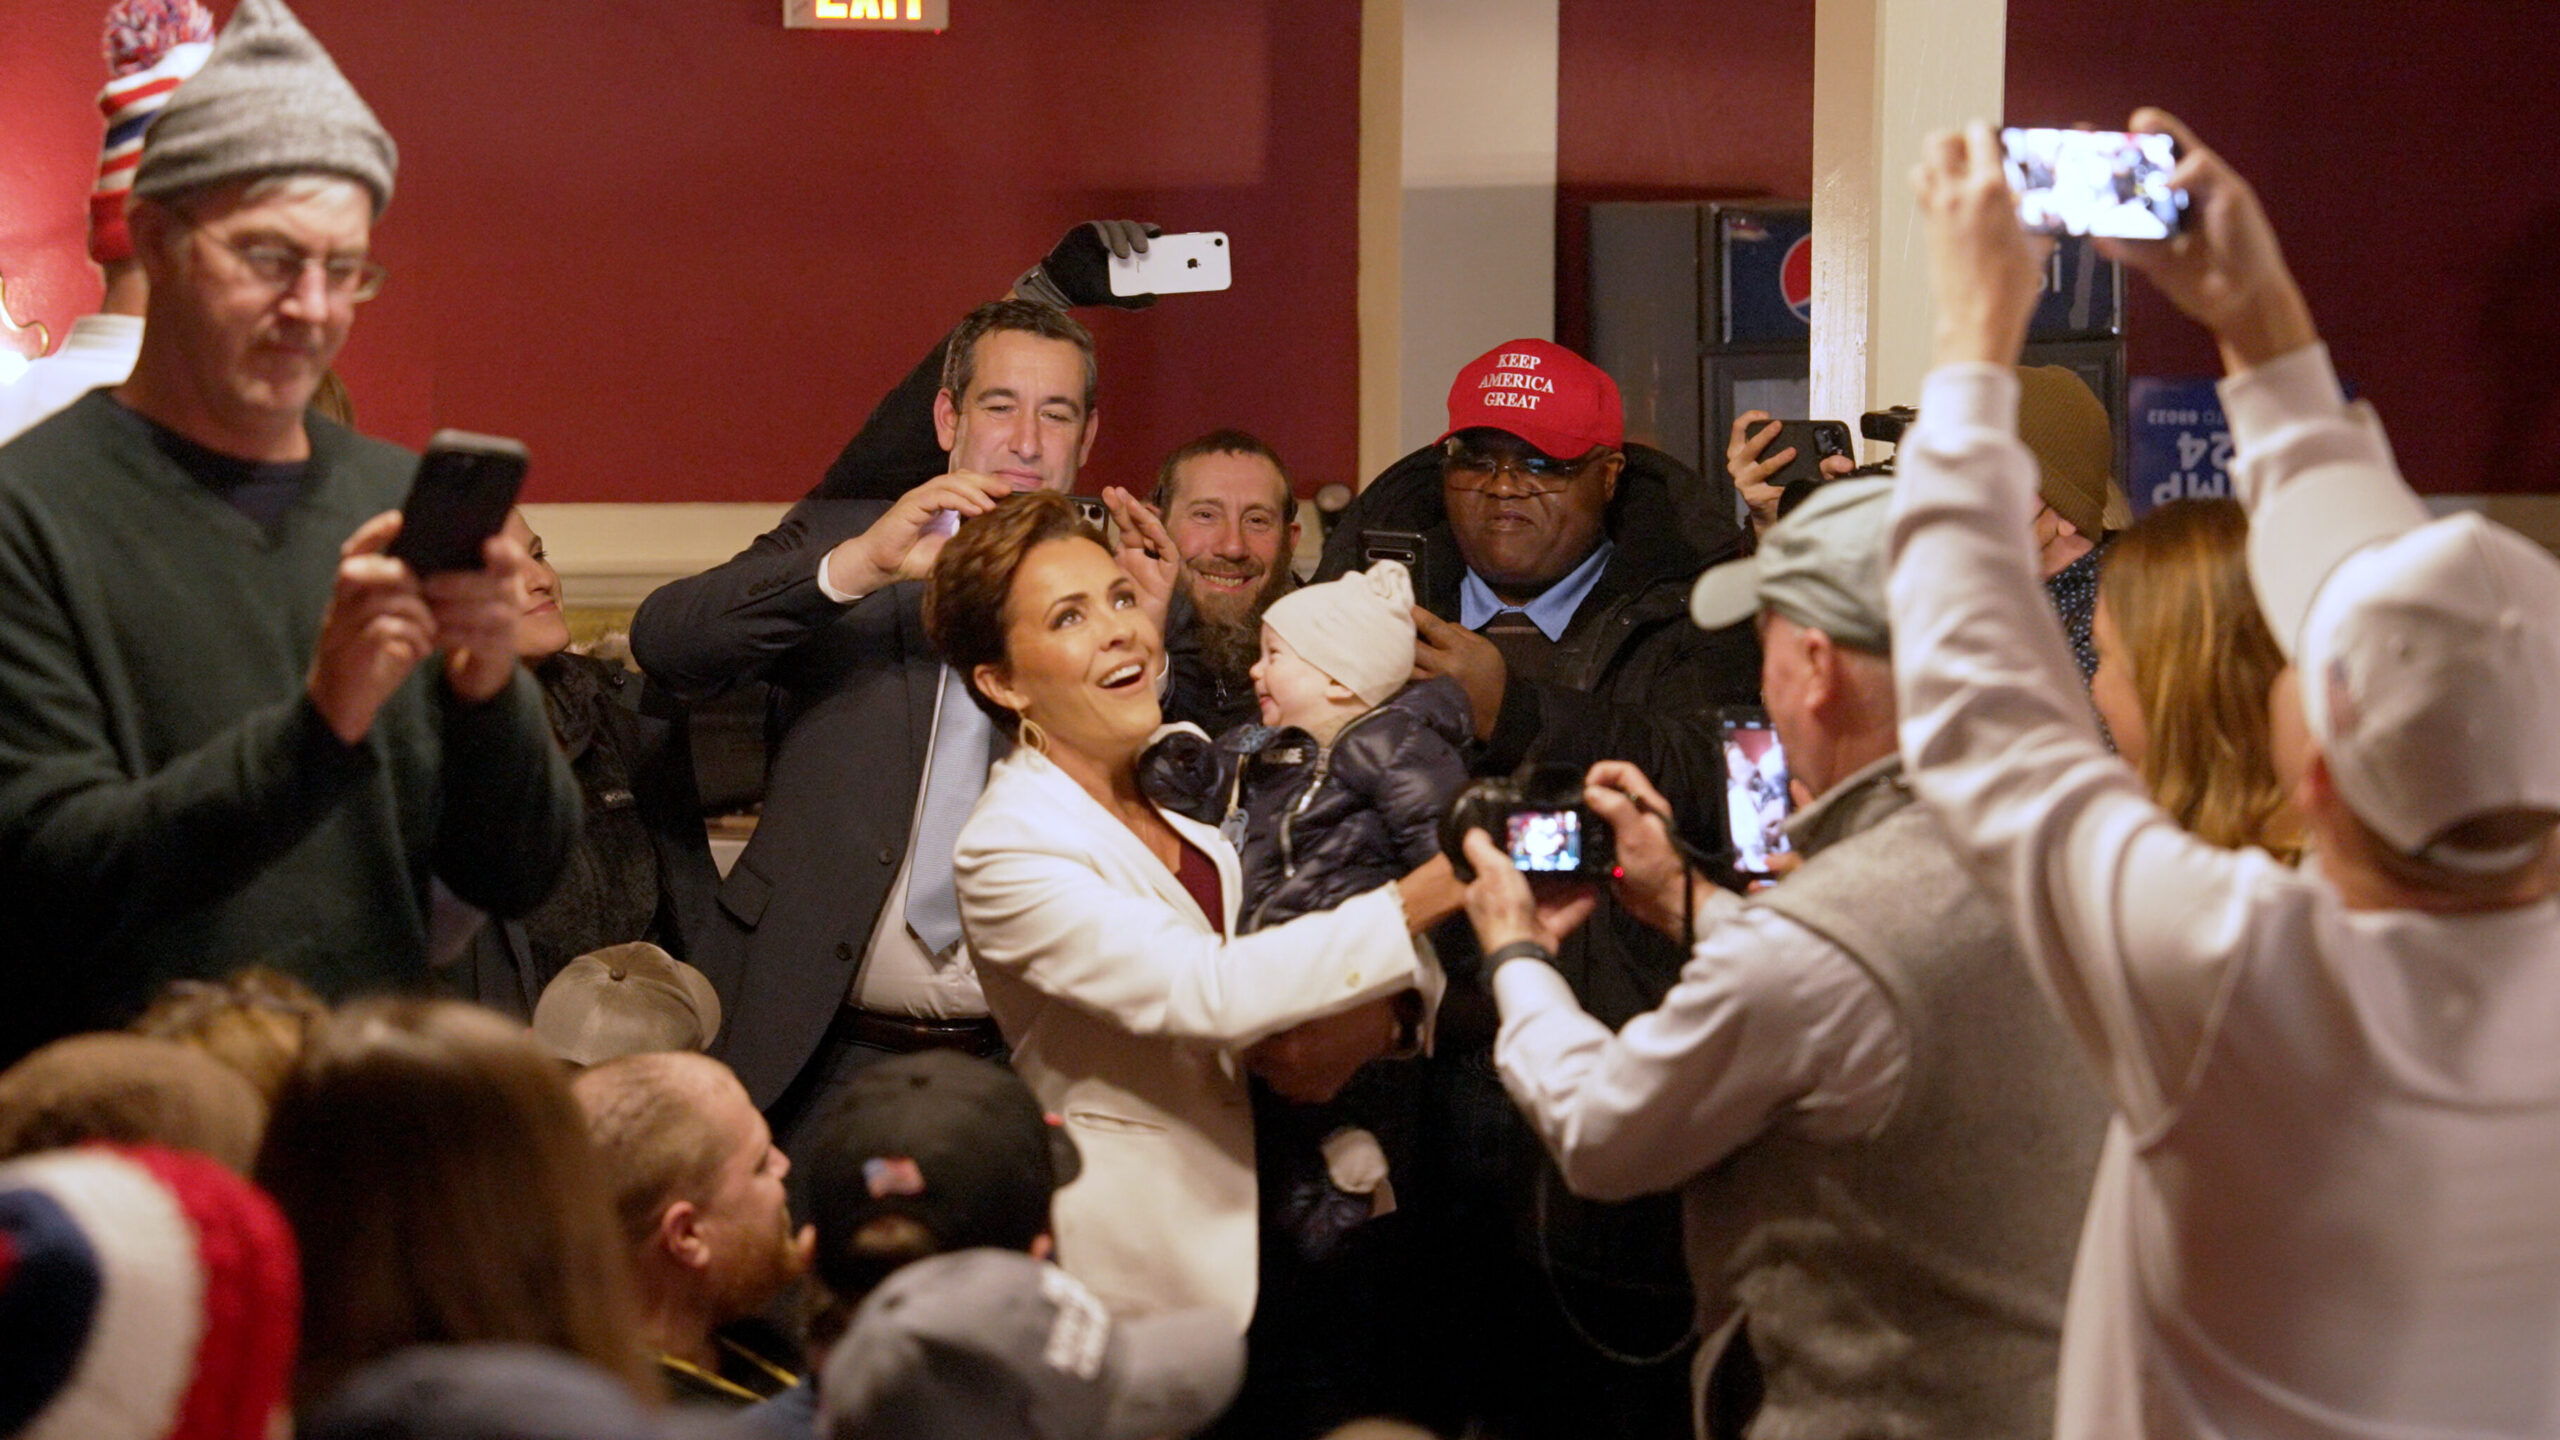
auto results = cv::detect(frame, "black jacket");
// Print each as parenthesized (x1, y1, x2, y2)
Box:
(1142, 677, 1474, 933)
(463, 652, 728, 1020)
(1315, 441, 1758, 1027)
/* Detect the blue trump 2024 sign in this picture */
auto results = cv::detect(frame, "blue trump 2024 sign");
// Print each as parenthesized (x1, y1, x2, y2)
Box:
(2128, 377, 2231, 520)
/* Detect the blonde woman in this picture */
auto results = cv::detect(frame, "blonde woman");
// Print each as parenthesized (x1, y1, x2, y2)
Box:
(2090, 498, 2302, 859)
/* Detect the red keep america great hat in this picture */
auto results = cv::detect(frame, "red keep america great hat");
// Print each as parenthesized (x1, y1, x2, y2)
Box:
(1441, 339, 1624, 460)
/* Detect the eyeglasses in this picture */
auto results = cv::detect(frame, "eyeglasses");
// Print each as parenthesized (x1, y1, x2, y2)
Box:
(1441, 437, 1602, 493)
(201, 231, 388, 302)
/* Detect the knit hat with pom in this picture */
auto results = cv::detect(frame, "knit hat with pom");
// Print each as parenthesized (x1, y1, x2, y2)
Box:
(0, 1143, 300, 1440)
(88, 0, 217, 263)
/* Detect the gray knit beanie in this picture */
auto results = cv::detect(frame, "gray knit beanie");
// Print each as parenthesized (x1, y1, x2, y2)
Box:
(131, 0, 396, 214)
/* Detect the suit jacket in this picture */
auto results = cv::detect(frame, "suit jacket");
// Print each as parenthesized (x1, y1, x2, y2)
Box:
(954, 745, 1432, 1327)
(628, 497, 941, 1107)
(624, 327, 956, 1107)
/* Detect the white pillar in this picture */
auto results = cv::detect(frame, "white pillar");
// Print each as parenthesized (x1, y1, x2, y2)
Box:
(1360, 0, 1559, 479)
(1809, 0, 2006, 452)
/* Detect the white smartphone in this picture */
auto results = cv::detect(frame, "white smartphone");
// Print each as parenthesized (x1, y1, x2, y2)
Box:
(1109, 231, 1232, 298)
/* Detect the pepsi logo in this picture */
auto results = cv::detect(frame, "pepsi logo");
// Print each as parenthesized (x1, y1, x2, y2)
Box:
(1780, 235, 1813, 324)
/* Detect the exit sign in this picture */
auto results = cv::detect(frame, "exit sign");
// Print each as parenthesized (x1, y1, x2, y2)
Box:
(785, 0, 947, 28)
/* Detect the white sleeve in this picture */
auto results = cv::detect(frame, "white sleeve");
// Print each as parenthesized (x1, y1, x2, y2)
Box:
(814, 551, 860, 604)
(959, 840, 1425, 1050)
(1490, 902, 1908, 1202)
(2218, 343, 2429, 656)
(1886, 363, 2293, 1130)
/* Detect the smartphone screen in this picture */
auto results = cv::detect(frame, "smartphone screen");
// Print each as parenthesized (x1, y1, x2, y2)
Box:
(1507, 810, 1584, 873)
(1721, 714, 1794, 876)
(2000, 128, 2184, 240)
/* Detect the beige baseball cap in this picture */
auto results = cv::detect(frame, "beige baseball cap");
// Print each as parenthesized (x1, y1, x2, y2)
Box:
(529, 942, 722, 1066)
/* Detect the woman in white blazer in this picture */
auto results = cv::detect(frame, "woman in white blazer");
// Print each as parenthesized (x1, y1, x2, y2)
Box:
(923, 492, 1459, 1329)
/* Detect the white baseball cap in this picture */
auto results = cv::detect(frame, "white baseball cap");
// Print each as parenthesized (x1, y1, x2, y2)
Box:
(2296, 512, 2560, 869)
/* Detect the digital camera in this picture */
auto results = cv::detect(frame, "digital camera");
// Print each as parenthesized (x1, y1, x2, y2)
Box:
(1443, 763, 1616, 882)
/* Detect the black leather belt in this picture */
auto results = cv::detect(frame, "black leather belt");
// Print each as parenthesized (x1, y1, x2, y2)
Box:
(838, 1006, 1005, 1059)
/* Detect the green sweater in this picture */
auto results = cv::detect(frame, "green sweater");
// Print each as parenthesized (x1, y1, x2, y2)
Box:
(0, 393, 580, 1048)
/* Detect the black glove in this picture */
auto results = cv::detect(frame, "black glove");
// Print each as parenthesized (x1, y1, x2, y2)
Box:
(1017, 220, 1163, 310)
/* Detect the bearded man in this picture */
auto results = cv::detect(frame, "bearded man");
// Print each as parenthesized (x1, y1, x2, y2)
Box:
(1152, 429, 1302, 734)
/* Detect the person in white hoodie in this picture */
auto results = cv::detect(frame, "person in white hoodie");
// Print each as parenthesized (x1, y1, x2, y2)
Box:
(1888, 108, 2560, 1439)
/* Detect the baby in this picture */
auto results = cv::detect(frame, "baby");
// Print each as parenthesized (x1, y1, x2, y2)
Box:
(1143, 559, 1472, 1259)
(1148, 558, 1472, 934)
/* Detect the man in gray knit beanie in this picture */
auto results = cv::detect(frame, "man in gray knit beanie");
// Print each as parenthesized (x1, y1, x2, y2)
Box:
(0, 0, 578, 1055)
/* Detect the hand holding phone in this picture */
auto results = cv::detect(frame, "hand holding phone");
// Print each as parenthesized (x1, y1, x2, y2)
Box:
(1109, 231, 1232, 298)
(386, 430, 529, 576)
(1759, 420, 1855, 492)
(1999, 127, 2185, 240)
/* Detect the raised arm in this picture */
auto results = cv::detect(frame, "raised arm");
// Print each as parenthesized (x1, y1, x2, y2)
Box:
(629, 473, 1014, 702)
(2097, 109, 2426, 654)
(1886, 121, 2299, 1127)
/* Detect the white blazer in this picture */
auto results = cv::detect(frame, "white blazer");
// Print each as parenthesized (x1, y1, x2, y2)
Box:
(954, 743, 1433, 1327)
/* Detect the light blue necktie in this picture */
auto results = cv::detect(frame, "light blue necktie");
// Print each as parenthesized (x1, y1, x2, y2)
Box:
(904, 665, 994, 954)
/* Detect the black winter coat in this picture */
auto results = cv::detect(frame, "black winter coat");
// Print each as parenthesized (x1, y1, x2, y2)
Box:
(1314, 440, 1759, 1027)
(1142, 678, 1474, 934)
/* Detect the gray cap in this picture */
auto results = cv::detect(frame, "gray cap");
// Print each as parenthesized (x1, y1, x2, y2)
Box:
(132, 0, 396, 214)
(822, 1249, 1244, 1440)
(1689, 477, 1893, 653)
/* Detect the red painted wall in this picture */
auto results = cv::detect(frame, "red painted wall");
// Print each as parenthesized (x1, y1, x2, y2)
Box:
(0, 0, 1362, 503)
(1556, 0, 1816, 366)
(1559, 0, 2560, 494)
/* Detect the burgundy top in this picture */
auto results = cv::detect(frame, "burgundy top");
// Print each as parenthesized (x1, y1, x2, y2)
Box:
(1173, 835, 1225, 938)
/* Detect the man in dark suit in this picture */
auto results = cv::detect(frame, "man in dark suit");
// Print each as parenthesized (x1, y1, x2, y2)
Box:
(629, 228, 1175, 1153)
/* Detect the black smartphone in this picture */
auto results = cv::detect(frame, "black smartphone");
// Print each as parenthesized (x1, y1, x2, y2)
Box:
(1999, 127, 2185, 240)
(1719, 706, 1795, 879)
(387, 429, 529, 575)
(1760, 419, 1855, 491)
(1360, 527, 1430, 600)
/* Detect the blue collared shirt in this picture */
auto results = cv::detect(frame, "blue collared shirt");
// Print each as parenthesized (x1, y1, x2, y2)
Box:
(1458, 539, 1617, 640)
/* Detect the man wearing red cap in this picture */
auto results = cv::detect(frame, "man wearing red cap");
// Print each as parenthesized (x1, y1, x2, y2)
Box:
(1313, 339, 1757, 1440)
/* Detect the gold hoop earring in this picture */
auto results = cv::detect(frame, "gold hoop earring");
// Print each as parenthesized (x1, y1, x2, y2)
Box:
(1015, 711, 1050, 756)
